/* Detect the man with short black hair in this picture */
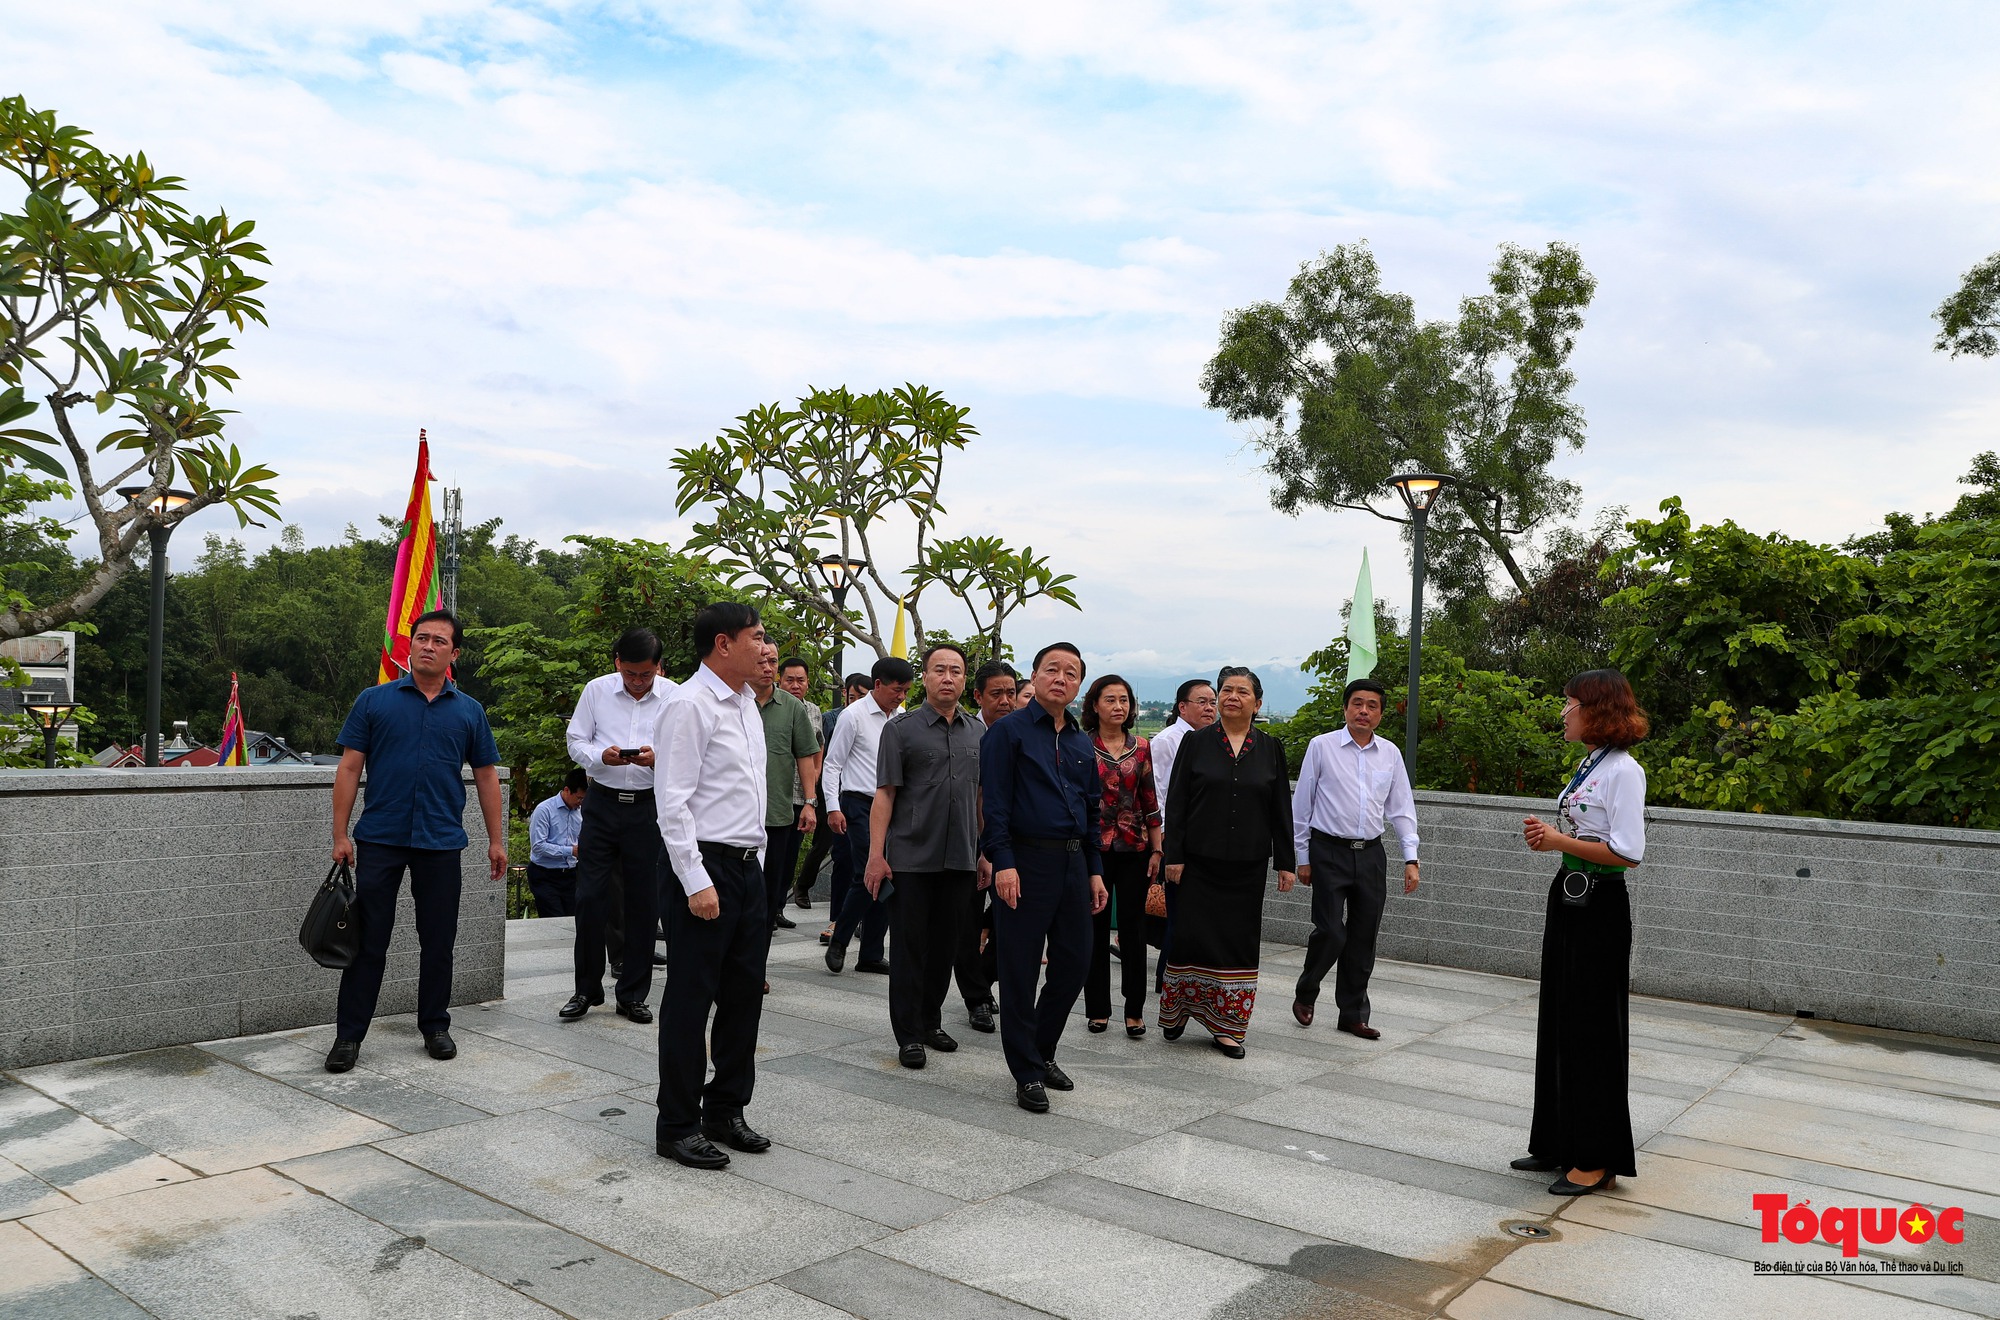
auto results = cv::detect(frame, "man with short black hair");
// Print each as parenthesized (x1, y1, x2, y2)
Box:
(526, 768, 588, 917)
(753, 642, 820, 934)
(797, 672, 872, 917)
(955, 659, 1017, 1032)
(822, 656, 914, 973)
(867, 643, 982, 1067)
(325, 609, 505, 1073)
(1290, 677, 1420, 1041)
(654, 601, 773, 1170)
(560, 627, 676, 1025)
(981, 642, 1107, 1113)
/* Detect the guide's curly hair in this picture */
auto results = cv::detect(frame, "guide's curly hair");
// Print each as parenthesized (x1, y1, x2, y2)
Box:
(1564, 669, 1649, 748)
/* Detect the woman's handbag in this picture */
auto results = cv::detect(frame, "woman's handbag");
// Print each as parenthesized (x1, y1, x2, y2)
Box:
(1145, 881, 1167, 918)
(299, 862, 360, 969)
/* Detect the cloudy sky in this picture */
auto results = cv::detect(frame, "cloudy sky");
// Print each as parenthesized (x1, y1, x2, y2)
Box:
(10, 2, 2000, 702)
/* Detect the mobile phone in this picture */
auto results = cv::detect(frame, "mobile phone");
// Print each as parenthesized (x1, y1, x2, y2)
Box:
(615, 748, 643, 758)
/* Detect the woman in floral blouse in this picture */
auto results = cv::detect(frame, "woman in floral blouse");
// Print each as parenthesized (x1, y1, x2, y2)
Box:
(1082, 674, 1162, 1038)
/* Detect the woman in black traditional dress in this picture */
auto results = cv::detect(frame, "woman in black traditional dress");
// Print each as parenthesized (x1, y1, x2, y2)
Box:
(1515, 669, 1650, 1196)
(1158, 667, 1296, 1058)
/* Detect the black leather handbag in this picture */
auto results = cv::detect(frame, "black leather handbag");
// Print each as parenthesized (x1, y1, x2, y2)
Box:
(299, 862, 360, 969)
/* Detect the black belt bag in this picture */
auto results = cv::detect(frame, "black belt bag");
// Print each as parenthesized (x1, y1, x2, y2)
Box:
(1557, 858, 1624, 908)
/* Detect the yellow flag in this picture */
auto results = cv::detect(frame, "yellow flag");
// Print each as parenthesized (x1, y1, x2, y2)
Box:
(890, 596, 909, 659)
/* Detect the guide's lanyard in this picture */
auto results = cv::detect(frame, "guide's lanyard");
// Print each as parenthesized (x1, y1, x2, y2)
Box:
(1556, 748, 1610, 815)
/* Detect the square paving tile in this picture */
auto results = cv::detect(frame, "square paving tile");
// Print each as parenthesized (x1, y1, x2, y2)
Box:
(287, 1016, 637, 1114)
(0, 1078, 197, 1199)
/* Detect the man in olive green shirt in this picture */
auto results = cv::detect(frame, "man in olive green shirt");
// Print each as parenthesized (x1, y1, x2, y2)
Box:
(754, 644, 821, 934)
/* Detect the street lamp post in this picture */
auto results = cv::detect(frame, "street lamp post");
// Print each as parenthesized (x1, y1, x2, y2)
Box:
(813, 555, 869, 660)
(1386, 472, 1454, 781)
(23, 695, 78, 769)
(115, 486, 195, 767)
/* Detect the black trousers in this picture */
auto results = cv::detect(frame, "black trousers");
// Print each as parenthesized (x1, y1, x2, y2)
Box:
(656, 845, 768, 1141)
(764, 813, 803, 926)
(831, 791, 889, 961)
(797, 818, 835, 903)
(888, 869, 975, 1045)
(992, 846, 1092, 1085)
(1529, 869, 1636, 1176)
(954, 887, 997, 1010)
(575, 785, 661, 1005)
(1294, 833, 1387, 1026)
(526, 862, 577, 918)
(337, 843, 461, 1041)
(1086, 851, 1152, 1021)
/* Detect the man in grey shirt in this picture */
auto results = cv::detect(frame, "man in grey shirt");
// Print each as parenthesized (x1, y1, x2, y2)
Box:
(864, 643, 981, 1069)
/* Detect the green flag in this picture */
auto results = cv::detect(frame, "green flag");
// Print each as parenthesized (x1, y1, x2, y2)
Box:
(1345, 550, 1377, 685)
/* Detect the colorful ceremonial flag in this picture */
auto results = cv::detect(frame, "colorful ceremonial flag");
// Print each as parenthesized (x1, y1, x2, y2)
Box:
(1345, 550, 1378, 685)
(890, 596, 910, 660)
(378, 430, 442, 684)
(216, 673, 248, 766)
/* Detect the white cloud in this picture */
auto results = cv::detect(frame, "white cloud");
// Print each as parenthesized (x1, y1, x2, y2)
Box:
(8, 0, 2000, 685)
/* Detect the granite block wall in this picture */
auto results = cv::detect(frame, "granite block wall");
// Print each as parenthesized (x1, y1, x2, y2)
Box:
(0, 767, 505, 1069)
(1261, 790, 2000, 1042)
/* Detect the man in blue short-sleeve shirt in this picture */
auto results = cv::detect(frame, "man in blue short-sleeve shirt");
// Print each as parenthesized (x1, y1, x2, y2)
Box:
(324, 609, 505, 1074)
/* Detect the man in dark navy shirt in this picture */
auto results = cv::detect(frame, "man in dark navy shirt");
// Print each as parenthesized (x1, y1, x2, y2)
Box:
(325, 609, 505, 1074)
(979, 641, 1107, 1113)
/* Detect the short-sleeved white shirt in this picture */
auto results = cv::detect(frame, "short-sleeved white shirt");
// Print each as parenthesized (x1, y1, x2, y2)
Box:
(1556, 747, 1647, 864)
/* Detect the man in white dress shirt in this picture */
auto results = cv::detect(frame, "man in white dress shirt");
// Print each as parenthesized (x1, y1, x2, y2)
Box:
(560, 628, 676, 1024)
(1147, 678, 1216, 993)
(821, 655, 914, 974)
(653, 602, 773, 1170)
(1289, 677, 1421, 1040)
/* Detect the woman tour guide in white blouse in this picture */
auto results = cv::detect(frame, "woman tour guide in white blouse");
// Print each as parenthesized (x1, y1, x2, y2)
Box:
(1515, 668, 1650, 1198)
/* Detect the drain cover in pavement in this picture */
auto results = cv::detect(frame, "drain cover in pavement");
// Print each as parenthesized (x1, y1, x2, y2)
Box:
(1502, 1222, 1556, 1240)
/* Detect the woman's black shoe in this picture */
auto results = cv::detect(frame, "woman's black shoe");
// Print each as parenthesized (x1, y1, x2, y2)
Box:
(1510, 1155, 1562, 1173)
(1161, 1023, 1184, 1041)
(1087, 1019, 1108, 1034)
(1548, 1171, 1617, 1196)
(1126, 1023, 1147, 1039)
(1210, 1036, 1246, 1059)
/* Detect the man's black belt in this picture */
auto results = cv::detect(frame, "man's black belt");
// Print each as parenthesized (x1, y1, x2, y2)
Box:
(1014, 836, 1083, 853)
(699, 841, 759, 860)
(1312, 828, 1380, 851)
(589, 782, 653, 804)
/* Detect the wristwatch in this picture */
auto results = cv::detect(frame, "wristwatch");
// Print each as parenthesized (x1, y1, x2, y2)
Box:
(805, 798, 820, 808)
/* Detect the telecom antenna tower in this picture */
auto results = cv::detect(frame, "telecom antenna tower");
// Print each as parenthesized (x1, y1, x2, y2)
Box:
(440, 487, 463, 615)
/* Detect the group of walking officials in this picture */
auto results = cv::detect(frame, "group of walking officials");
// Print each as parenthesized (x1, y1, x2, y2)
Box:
(320, 602, 1650, 1195)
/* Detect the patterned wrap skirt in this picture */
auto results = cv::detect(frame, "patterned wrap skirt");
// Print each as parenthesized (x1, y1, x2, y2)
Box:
(1158, 854, 1268, 1037)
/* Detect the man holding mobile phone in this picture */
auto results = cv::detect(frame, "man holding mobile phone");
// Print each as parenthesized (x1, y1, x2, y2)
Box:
(561, 628, 678, 1024)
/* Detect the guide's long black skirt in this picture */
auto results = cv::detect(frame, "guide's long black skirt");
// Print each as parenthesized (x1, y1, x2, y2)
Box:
(1527, 867, 1637, 1177)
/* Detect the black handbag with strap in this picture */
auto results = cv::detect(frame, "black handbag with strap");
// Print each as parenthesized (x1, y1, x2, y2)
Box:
(299, 862, 360, 969)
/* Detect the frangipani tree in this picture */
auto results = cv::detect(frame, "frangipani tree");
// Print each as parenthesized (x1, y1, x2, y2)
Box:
(671, 384, 1078, 658)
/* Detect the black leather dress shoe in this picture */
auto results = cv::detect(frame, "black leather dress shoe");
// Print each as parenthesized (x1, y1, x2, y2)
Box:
(423, 1031, 457, 1060)
(659, 1134, 730, 1169)
(1510, 1154, 1563, 1173)
(925, 1029, 958, 1053)
(616, 1000, 653, 1024)
(1016, 1082, 1050, 1113)
(772, 913, 797, 929)
(968, 1002, 996, 1033)
(650, 951, 668, 966)
(325, 1039, 360, 1073)
(1548, 1171, 1617, 1196)
(1041, 1061, 1074, 1091)
(825, 943, 846, 974)
(700, 1116, 771, 1153)
(899, 1043, 927, 1069)
(558, 993, 596, 1021)
(855, 959, 891, 975)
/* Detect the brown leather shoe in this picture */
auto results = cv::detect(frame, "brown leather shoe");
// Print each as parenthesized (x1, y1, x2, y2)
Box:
(1338, 1021, 1382, 1040)
(1292, 1000, 1313, 1027)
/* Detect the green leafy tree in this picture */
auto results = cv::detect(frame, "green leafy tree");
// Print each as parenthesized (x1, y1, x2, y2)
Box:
(0, 96, 280, 640)
(1934, 251, 2000, 358)
(672, 385, 1079, 659)
(1200, 240, 1596, 601)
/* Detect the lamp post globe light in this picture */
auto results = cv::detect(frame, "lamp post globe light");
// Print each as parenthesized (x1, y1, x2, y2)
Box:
(1385, 471, 1454, 781)
(23, 694, 78, 769)
(814, 555, 869, 670)
(114, 485, 197, 768)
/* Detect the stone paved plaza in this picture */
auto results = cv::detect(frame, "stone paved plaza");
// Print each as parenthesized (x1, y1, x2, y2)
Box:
(3, 915, 1997, 1319)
